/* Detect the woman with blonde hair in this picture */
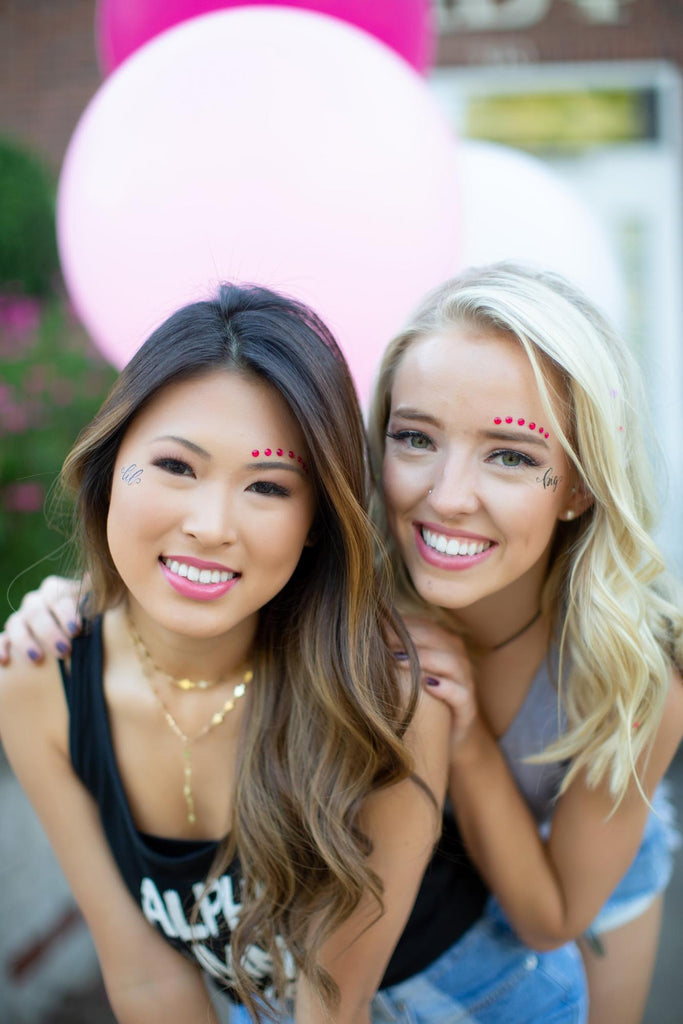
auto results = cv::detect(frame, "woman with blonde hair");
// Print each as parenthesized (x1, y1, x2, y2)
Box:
(368, 262, 683, 1024)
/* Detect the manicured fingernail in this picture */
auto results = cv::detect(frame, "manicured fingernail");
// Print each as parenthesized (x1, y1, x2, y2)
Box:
(425, 676, 440, 687)
(56, 641, 69, 655)
(28, 649, 41, 662)
(393, 651, 409, 661)
(67, 620, 79, 636)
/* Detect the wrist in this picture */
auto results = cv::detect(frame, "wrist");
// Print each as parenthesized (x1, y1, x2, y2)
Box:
(451, 716, 494, 769)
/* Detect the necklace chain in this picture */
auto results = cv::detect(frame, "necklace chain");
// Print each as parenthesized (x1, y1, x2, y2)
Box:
(127, 611, 252, 825)
(489, 609, 542, 651)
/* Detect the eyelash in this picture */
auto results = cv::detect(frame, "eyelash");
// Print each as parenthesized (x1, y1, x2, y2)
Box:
(248, 481, 291, 498)
(386, 434, 540, 470)
(487, 449, 539, 469)
(385, 429, 434, 450)
(153, 456, 194, 476)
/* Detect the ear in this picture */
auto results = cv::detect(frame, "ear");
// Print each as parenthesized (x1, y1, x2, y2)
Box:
(559, 483, 594, 523)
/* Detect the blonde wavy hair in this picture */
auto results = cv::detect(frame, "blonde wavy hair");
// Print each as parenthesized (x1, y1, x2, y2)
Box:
(369, 261, 682, 807)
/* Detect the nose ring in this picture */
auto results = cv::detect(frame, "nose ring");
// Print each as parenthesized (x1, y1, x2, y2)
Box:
(428, 488, 433, 495)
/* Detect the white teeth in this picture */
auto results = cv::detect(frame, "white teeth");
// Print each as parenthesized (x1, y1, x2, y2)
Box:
(163, 559, 235, 584)
(422, 529, 491, 558)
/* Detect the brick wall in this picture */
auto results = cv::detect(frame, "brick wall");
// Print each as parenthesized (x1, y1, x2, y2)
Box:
(0, 0, 100, 170)
(0, 1, 681, 171)
(436, 0, 683, 67)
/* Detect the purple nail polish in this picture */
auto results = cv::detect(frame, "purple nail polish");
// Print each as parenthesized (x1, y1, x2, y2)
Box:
(56, 641, 69, 655)
(393, 651, 409, 661)
(28, 649, 41, 662)
(425, 676, 440, 687)
(67, 620, 79, 636)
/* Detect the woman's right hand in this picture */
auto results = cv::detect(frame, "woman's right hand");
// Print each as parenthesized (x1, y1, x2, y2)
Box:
(0, 576, 83, 665)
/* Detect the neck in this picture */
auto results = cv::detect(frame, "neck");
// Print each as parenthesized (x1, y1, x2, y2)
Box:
(125, 600, 256, 682)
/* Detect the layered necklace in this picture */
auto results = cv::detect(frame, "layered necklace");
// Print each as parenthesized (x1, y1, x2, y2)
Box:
(128, 612, 253, 825)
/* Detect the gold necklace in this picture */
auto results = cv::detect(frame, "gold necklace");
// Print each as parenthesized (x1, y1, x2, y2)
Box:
(128, 613, 253, 825)
(129, 615, 238, 690)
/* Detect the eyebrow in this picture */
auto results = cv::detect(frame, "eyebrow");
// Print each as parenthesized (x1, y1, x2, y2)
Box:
(153, 438, 307, 475)
(390, 407, 443, 427)
(249, 460, 306, 476)
(390, 411, 550, 448)
(154, 435, 210, 458)
(482, 429, 549, 449)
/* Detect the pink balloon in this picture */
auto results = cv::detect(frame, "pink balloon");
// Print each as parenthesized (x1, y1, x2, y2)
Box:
(96, 0, 434, 74)
(59, 8, 459, 405)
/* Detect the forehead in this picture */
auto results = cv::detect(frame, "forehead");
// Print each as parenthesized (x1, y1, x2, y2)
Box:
(125, 370, 307, 448)
(393, 328, 540, 401)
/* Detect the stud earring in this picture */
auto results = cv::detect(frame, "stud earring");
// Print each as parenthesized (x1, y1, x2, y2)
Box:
(564, 510, 576, 521)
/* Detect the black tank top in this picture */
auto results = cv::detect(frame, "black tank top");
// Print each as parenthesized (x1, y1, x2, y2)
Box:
(60, 618, 487, 997)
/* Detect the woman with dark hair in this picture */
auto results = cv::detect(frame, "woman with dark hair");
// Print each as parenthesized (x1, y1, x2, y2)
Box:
(0, 283, 450, 1023)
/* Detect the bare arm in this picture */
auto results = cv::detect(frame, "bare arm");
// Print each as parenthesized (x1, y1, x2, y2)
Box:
(295, 685, 451, 1023)
(411, 618, 683, 951)
(0, 657, 219, 1024)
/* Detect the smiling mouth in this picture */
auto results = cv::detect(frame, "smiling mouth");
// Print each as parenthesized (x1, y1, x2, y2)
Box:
(160, 557, 238, 585)
(421, 528, 493, 558)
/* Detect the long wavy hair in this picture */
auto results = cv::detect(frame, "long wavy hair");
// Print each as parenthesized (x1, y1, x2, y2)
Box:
(369, 261, 682, 807)
(61, 284, 421, 1016)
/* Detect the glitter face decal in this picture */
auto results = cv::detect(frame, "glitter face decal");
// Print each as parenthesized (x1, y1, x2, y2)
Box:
(120, 463, 144, 485)
(494, 417, 549, 439)
(251, 448, 308, 473)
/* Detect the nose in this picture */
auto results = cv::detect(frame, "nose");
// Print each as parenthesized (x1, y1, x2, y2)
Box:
(182, 483, 237, 547)
(427, 453, 481, 519)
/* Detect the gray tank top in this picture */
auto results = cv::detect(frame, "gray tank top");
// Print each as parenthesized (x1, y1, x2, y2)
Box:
(498, 648, 568, 827)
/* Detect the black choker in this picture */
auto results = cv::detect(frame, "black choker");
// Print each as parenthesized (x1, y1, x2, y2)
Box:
(489, 609, 542, 651)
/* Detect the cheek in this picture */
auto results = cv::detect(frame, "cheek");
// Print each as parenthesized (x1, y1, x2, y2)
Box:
(107, 476, 170, 549)
(382, 458, 421, 514)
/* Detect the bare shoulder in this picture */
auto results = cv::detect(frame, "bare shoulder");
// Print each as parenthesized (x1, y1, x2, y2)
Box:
(658, 663, 683, 745)
(0, 655, 68, 755)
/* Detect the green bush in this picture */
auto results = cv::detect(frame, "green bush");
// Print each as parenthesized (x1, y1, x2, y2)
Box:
(0, 137, 60, 297)
(0, 298, 117, 623)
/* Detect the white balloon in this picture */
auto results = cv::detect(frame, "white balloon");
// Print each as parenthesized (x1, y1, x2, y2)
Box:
(456, 140, 626, 328)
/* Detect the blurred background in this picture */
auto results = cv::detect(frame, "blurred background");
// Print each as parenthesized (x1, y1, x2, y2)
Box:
(0, 1, 681, 1020)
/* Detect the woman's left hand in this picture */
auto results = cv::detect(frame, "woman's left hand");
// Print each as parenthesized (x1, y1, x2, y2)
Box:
(401, 616, 479, 751)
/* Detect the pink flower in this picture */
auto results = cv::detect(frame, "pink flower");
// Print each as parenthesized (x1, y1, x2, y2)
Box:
(0, 402, 30, 434)
(2, 481, 45, 513)
(0, 296, 41, 335)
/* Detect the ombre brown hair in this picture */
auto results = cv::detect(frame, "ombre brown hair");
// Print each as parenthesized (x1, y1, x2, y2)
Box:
(62, 284, 421, 1017)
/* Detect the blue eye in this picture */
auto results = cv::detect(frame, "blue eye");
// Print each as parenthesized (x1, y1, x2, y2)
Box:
(248, 480, 291, 497)
(386, 429, 434, 451)
(489, 449, 537, 469)
(153, 457, 194, 476)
